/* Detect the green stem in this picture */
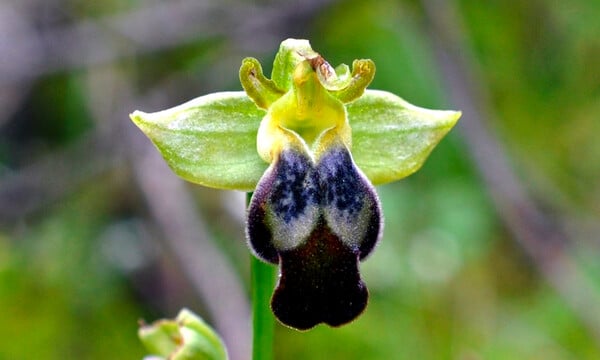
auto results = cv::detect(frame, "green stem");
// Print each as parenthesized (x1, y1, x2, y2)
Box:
(248, 193, 277, 360)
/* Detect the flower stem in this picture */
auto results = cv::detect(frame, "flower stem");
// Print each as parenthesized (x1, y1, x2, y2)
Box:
(248, 193, 277, 360)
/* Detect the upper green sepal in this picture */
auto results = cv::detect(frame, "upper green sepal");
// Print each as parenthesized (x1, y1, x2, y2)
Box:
(271, 39, 318, 91)
(130, 91, 266, 191)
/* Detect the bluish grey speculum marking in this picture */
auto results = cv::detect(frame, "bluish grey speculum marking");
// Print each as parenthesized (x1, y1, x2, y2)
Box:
(247, 143, 382, 330)
(270, 150, 319, 224)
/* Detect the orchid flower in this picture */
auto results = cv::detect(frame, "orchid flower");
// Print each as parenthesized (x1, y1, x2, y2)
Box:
(131, 39, 460, 330)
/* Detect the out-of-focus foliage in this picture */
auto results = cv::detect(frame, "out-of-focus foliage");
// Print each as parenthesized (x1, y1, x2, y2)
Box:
(458, 0, 600, 212)
(1, 0, 599, 359)
(0, 184, 146, 359)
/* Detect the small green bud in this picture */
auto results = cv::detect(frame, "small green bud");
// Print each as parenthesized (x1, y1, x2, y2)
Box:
(139, 308, 228, 360)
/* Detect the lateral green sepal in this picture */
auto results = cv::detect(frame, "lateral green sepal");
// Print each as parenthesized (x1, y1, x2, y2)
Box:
(130, 91, 267, 191)
(348, 89, 461, 185)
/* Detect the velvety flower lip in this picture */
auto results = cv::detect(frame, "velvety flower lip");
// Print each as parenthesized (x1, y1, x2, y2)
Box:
(272, 216, 369, 330)
(247, 141, 382, 330)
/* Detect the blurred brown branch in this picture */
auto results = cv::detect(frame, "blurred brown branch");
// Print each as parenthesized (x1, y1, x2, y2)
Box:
(422, 0, 600, 340)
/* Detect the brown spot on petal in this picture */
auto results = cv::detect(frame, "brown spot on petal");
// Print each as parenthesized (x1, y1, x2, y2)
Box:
(271, 216, 368, 330)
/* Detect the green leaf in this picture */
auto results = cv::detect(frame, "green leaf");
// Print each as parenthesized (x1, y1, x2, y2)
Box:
(348, 90, 460, 185)
(131, 92, 267, 191)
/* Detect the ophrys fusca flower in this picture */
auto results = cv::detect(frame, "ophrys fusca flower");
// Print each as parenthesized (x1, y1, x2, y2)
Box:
(131, 39, 460, 330)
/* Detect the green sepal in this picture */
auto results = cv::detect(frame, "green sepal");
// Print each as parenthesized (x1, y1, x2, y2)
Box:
(348, 89, 461, 185)
(138, 308, 228, 360)
(130, 91, 267, 191)
(271, 39, 318, 91)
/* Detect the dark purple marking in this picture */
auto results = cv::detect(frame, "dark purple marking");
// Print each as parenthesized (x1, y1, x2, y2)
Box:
(269, 150, 319, 223)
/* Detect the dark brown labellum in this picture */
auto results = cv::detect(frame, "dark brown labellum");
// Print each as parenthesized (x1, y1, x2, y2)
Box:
(246, 142, 382, 330)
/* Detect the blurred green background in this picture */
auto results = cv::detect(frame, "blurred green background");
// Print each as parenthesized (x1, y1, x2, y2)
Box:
(1, 0, 599, 359)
